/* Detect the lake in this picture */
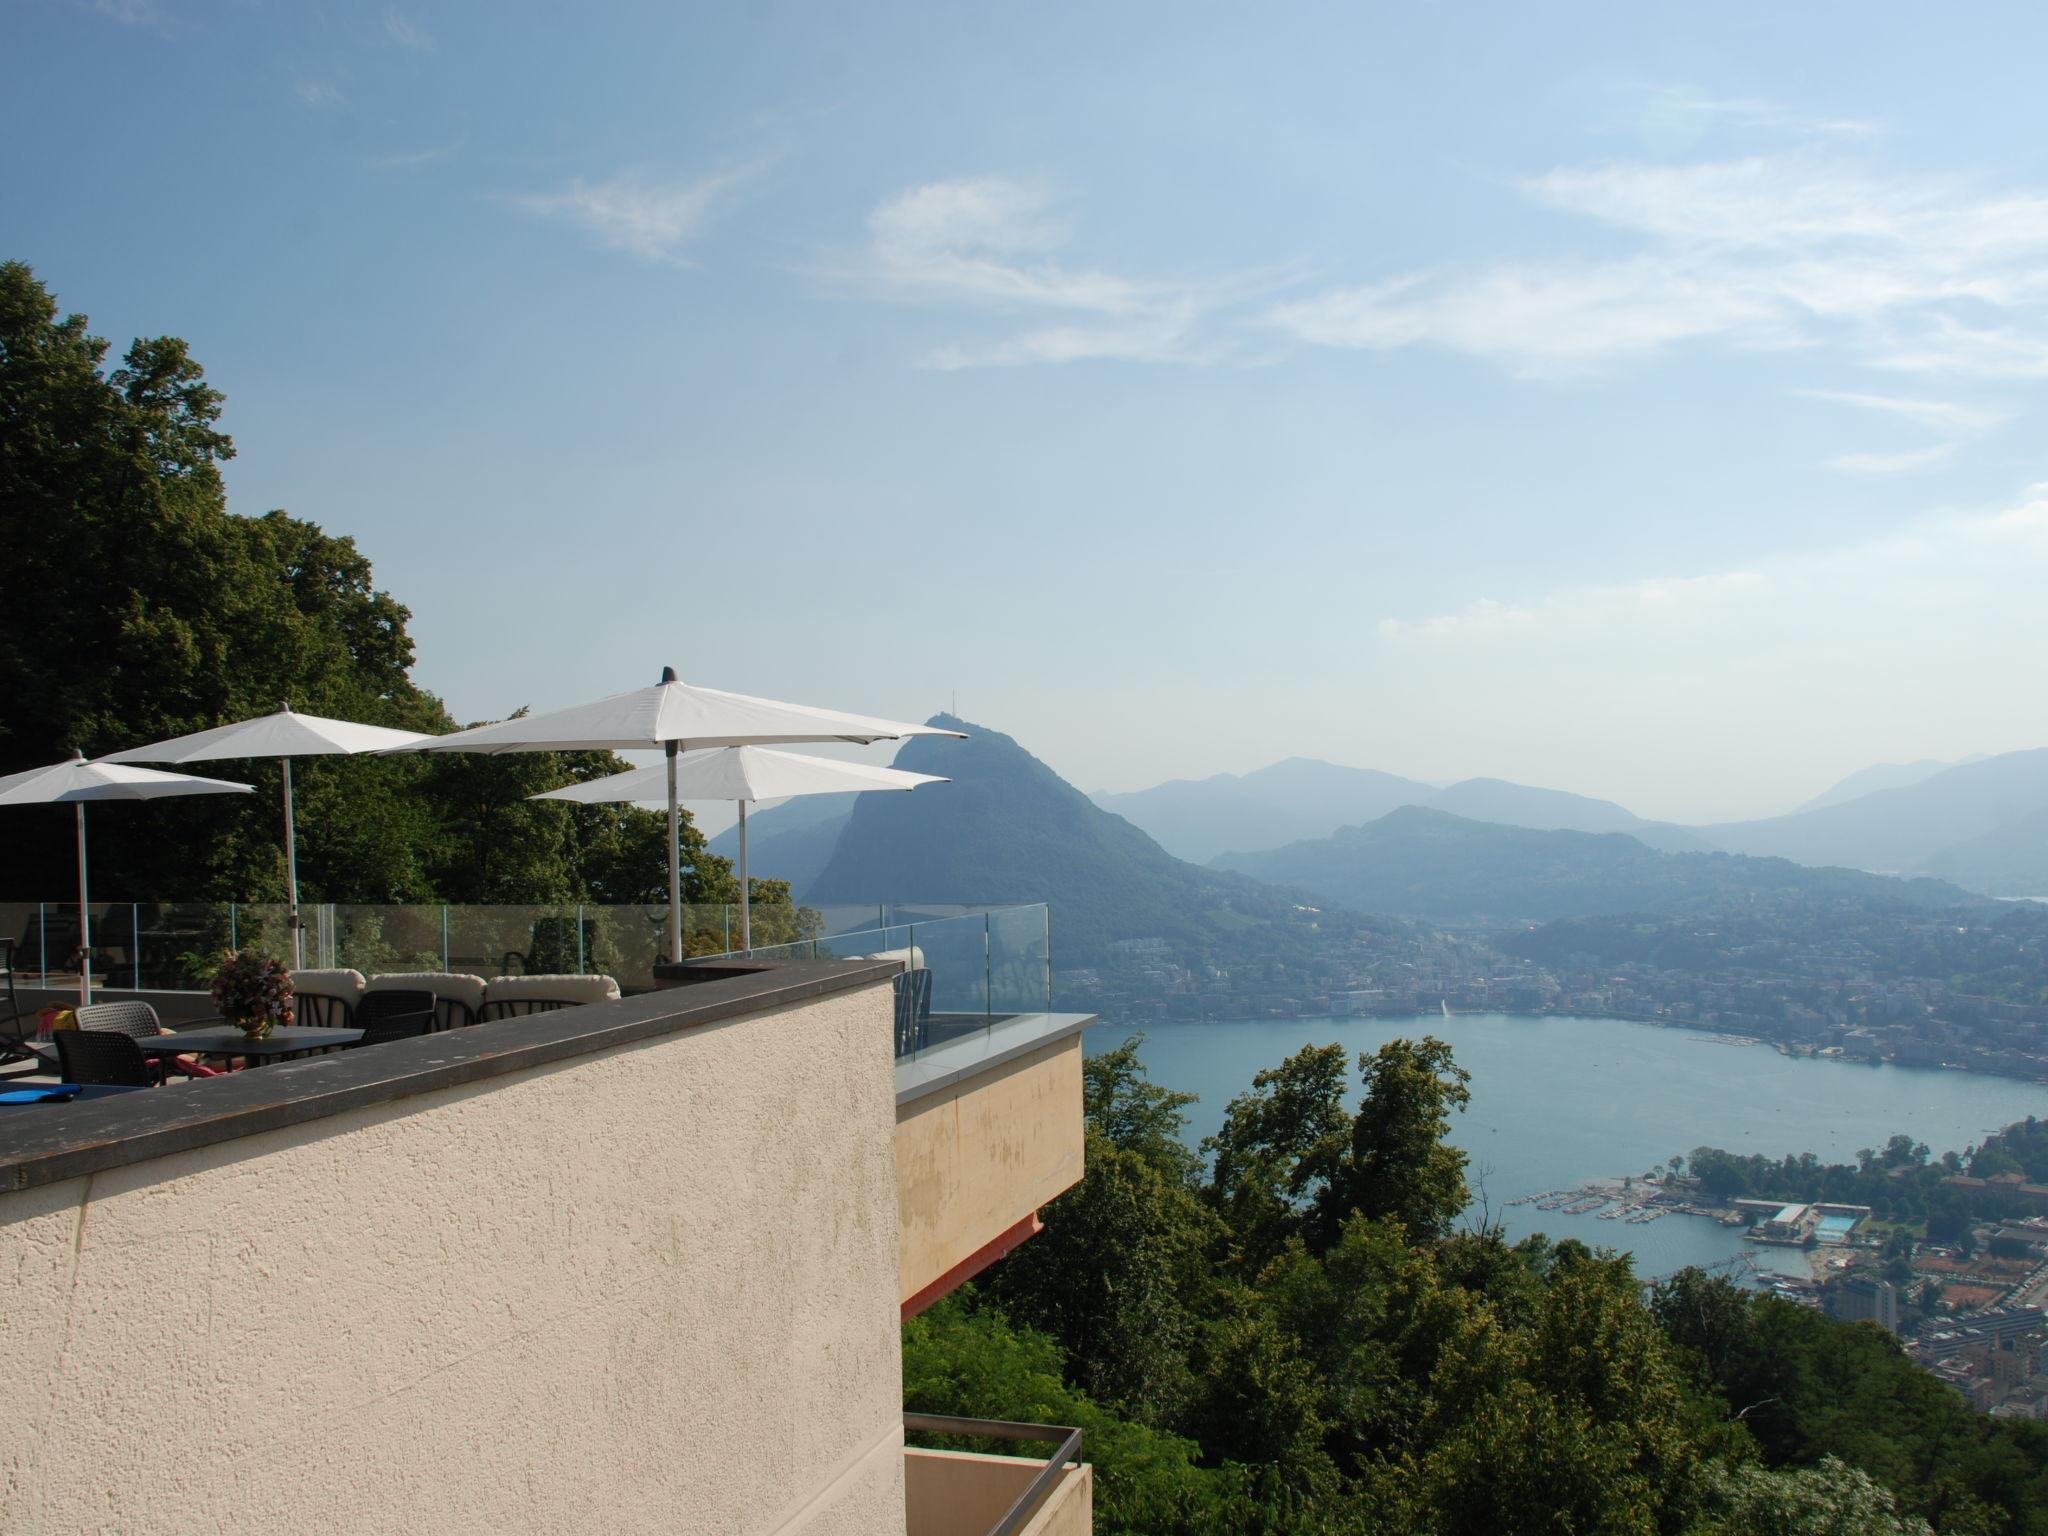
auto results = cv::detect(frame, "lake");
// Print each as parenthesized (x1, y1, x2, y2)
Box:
(1085, 1014, 2048, 1285)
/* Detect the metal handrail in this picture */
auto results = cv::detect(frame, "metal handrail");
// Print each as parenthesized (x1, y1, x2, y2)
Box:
(902, 1412, 1084, 1536)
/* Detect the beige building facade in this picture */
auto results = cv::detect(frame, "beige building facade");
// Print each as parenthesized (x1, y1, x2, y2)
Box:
(0, 960, 1089, 1534)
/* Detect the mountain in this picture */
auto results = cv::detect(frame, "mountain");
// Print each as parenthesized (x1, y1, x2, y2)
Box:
(707, 795, 850, 898)
(1701, 749, 2048, 888)
(1793, 759, 1956, 815)
(1099, 758, 1703, 862)
(807, 717, 1371, 967)
(1213, 806, 1980, 924)
(1092, 758, 1435, 863)
(1425, 778, 1709, 854)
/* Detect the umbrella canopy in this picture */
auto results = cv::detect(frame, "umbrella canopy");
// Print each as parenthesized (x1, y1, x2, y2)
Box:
(531, 746, 948, 953)
(99, 706, 432, 966)
(403, 667, 964, 962)
(0, 752, 253, 1004)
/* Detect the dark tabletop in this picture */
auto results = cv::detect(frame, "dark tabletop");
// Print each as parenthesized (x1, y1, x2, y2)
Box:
(138, 1025, 364, 1057)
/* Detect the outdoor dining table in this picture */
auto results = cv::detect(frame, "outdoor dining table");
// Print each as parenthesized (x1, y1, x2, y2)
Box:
(137, 1025, 363, 1065)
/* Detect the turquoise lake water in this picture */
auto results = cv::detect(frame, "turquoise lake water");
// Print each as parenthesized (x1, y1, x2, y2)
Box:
(1085, 1015, 2048, 1284)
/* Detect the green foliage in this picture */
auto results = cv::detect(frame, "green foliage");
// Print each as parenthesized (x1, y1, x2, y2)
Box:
(1314, 1035, 1471, 1248)
(932, 1041, 2048, 1534)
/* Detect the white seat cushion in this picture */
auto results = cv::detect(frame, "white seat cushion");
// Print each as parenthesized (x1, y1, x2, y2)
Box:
(290, 968, 366, 1003)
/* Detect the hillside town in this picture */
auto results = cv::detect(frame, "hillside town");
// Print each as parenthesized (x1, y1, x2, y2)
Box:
(1064, 903, 2048, 1084)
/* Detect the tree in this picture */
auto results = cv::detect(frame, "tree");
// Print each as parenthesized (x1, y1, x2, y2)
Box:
(1312, 1035, 1471, 1248)
(1088, 1034, 1202, 1186)
(1205, 1042, 1350, 1269)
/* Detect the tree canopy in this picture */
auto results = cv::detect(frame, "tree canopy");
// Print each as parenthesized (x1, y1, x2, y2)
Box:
(925, 1035, 2048, 1534)
(0, 261, 788, 933)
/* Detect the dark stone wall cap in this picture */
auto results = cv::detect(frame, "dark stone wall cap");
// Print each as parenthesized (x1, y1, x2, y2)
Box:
(0, 959, 898, 1200)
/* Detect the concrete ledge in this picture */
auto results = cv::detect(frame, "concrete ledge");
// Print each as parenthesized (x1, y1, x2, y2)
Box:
(895, 1012, 1095, 1108)
(0, 958, 899, 1197)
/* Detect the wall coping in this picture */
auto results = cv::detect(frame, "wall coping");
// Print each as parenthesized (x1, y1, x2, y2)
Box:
(894, 1013, 1095, 1109)
(0, 959, 900, 1196)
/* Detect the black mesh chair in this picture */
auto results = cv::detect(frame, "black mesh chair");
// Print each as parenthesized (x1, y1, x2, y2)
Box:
(349, 990, 436, 1049)
(55, 1028, 161, 1087)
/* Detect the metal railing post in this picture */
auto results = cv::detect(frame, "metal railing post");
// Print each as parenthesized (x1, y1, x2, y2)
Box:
(228, 902, 237, 953)
(441, 905, 450, 972)
(985, 911, 993, 1018)
(133, 903, 141, 990)
(37, 902, 47, 987)
(576, 903, 586, 973)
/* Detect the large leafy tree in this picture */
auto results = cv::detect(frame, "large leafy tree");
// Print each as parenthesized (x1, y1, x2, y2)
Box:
(0, 261, 780, 925)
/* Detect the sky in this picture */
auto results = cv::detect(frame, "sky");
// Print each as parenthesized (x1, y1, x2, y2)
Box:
(10, 2, 2048, 824)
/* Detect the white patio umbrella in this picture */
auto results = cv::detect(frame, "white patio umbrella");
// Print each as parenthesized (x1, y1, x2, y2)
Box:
(0, 752, 254, 1004)
(99, 705, 431, 966)
(398, 667, 964, 963)
(532, 746, 948, 953)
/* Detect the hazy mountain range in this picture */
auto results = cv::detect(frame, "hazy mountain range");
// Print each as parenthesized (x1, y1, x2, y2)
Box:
(1089, 750, 2048, 898)
(800, 716, 1373, 967)
(1214, 806, 1980, 924)
(1093, 760, 1706, 862)
(714, 719, 2007, 938)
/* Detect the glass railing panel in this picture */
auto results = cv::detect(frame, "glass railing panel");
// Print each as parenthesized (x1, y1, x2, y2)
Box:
(0, 901, 53, 988)
(312, 904, 439, 977)
(988, 904, 1052, 1017)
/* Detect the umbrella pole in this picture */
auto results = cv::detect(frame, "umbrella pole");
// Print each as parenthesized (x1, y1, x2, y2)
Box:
(739, 800, 751, 954)
(282, 757, 301, 968)
(75, 803, 91, 1007)
(666, 741, 681, 963)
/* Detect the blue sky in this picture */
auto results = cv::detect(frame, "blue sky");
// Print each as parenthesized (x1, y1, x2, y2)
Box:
(11, 1, 2048, 822)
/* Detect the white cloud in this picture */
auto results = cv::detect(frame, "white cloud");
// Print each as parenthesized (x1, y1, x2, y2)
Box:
(846, 176, 1280, 368)
(1275, 153, 2048, 382)
(384, 9, 433, 51)
(1797, 389, 2009, 476)
(296, 79, 348, 109)
(1380, 484, 2048, 650)
(510, 165, 760, 265)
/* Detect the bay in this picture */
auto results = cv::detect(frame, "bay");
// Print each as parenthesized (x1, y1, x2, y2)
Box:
(1088, 1014, 2048, 1285)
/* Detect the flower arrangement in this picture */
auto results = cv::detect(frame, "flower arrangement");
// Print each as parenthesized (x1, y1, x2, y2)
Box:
(210, 949, 295, 1039)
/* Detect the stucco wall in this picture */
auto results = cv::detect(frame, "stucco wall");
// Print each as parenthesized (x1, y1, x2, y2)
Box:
(0, 980, 905, 1536)
(896, 1034, 1085, 1304)
(904, 1451, 1092, 1536)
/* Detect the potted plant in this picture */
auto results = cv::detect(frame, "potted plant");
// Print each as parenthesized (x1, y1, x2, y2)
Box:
(210, 949, 295, 1039)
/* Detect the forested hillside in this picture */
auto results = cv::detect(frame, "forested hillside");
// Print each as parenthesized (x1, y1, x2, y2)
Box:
(1217, 806, 1981, 924)
(0, 263, 770, 919)
(907, 1036, 2048, 1534)
(809, 716, 1378, 966)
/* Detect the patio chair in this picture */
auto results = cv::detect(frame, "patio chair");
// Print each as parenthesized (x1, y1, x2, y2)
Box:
(76, 999, 224, 1079)
(291, 968, 366, 1029)
(0, 939, 43, 1079)
(363, 972, 485, 1030)
(55, 1028, 161, 1088)
(477, 974, 621, 1022)
(347, 990, 437, 1049)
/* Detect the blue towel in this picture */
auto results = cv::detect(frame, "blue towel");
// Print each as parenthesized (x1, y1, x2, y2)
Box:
(0, 1086, 82, 1104)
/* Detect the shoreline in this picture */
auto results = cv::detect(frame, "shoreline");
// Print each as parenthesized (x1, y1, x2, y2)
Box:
(1162, 1007, 2048, 1088)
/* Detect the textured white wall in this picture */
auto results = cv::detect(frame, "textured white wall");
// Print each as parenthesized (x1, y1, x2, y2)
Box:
(0, 980, 904, 1536)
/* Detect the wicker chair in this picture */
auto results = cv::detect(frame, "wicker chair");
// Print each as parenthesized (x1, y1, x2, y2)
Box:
(55, 1028, 160, 1087)
(347, 990, 436, 1049)
(291, 968, 366, 1030)
(74, 1000, 223, 1078)
(477, 975, 621, 1022)
(363, 972, 484, 1031)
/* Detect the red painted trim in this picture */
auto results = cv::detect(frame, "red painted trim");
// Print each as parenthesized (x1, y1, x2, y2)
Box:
(900, 1211, 1044, 1321)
